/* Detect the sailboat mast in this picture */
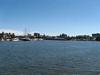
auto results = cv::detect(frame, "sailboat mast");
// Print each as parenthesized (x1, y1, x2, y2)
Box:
(24, 28, 27, 37)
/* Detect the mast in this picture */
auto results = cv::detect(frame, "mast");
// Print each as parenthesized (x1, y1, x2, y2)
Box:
(24, 28, 27, 38)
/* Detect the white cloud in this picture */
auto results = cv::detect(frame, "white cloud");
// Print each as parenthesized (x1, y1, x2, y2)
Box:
(0, 29, 23, 35)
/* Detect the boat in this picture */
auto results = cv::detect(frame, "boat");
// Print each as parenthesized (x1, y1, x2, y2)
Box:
(20, 38, 31, 41)
(13, 38, 19, 41)
(20, 28, 31, 41)
(1, 39, 4, 41)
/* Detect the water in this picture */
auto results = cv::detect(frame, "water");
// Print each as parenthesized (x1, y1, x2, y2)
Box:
(0, 41, 100, 75)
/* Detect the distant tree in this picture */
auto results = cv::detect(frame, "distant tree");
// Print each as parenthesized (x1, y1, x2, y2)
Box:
(59, 33, 67, 38)
(1, 32, 4, 37)
(0, 34, 2, 40)
(96, 36, 100, 41)
(76, 35, 91, 40)
(11, 33, 15, 38)
(92, 33, 100, 38)
(42, 34, 46, 39)
(66, 36, 71, 40)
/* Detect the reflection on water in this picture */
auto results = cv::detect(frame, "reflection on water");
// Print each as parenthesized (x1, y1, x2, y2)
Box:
(0, 41, 100, 75)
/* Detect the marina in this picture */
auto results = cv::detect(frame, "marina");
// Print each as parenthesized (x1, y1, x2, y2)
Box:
(0, 0, 100, 75)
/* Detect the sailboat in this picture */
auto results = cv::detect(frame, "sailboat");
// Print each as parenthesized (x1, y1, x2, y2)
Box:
(20, 28, 31, 41)
(20, 38, 31, 41)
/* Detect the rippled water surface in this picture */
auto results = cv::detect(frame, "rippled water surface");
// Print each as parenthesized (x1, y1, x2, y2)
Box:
(0, 41, 100, 75)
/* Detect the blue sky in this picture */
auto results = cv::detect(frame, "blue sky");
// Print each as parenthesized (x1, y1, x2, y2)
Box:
(0, 0, 100, 35)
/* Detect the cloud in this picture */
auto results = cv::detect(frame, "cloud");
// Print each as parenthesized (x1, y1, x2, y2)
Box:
(0, 29, 23, 35)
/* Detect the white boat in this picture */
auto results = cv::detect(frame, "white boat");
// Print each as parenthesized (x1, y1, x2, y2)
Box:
(13, 38, 19, 41)
(33, 38, 43, 41)
(1, 39, 4, 41)
(37, 38, 43, 40)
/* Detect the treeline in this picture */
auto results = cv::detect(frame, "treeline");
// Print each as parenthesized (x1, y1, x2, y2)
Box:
(32, 33, 100, 41)
(43, 33, 94, 41)
(25, 33, 100, 41)
(0, 32, 15, 41)
(0, 32, 100, 41)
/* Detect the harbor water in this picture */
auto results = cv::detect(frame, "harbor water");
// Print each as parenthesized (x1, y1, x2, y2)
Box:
(0, 41, 100, 75)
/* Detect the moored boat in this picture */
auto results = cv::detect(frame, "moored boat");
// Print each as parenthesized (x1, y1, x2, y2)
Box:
(20, 38, 31, 41)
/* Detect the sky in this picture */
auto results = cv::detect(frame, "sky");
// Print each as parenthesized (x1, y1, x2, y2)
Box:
(0, 0, 100, 36)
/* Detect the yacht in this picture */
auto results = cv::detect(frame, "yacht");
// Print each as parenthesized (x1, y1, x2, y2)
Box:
(20, 38, 31, 41)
